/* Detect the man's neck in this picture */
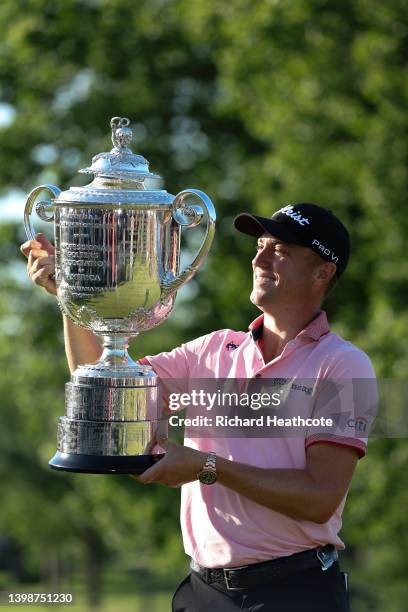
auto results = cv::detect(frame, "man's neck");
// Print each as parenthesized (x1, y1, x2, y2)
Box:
(258, 307, 320, 364)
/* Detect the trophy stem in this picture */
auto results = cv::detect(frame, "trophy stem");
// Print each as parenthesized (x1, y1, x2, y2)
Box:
(97, 334, 137, 368)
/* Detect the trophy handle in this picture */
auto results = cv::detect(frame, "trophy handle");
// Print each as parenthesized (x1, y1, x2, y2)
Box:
(24, 184, 61, 240)
(162, 188, 216, 298)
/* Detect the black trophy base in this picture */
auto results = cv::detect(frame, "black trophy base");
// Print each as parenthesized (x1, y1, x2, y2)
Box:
(49, 452, 164, 474)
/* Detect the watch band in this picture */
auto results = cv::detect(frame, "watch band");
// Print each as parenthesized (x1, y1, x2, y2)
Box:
(197, 451, 217, 485)
(203, 452, 216, 471)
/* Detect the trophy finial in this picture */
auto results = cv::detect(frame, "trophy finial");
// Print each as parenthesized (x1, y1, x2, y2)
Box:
(110, 116, 132, 149)
(78, 116, 160, 181)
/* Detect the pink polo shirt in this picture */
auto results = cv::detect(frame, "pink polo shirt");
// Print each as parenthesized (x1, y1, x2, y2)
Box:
(144, 311, 376, 568)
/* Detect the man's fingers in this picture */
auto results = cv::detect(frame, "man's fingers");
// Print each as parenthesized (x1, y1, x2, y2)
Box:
(155, 434, 175, 450)
(35, 233, 55, 255)
(29, 257, 57, 294)
(31, 266, 55, 287)
(30, 261, 54, 280)
(20, 235, 56, 296)
(20, 234, 54, 259)
(31, 273, 56, 295)
(28, 254, 54, 273)
(27, 249, 53, 269)
(137, 461, 164, 484)
(20, 239, 42, 258)
(131, 438, 175, 484)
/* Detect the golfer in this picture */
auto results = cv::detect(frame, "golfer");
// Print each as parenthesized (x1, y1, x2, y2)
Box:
(21, 202, 376, 611)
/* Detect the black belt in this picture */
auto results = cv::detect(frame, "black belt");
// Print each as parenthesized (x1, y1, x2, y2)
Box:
(190, 545, 338, 591)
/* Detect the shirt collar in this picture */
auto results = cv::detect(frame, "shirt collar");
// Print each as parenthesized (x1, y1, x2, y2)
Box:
(248, 314, 264, 341)
(249, 310, 329, 342)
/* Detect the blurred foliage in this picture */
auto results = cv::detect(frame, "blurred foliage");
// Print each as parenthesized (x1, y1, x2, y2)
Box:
(0, 0, 407, 610)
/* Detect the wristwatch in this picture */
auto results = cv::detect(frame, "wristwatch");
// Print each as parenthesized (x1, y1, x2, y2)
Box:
(197, 452, 217, 485)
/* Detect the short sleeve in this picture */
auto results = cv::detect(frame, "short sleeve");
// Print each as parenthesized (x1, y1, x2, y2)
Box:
(139, 334, 211, 413)
(305, 349, 378, 459)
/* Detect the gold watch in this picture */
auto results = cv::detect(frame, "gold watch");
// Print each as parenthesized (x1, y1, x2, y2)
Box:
(197, 452, 217, 485)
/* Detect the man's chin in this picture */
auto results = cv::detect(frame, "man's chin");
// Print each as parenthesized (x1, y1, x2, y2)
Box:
(250, 290, 273, 308)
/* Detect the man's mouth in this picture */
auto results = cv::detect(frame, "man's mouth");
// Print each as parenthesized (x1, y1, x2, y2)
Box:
(254, 273, 277, 285)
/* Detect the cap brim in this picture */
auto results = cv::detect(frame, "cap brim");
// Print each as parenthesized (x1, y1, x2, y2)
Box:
(234, 213, 304, 245)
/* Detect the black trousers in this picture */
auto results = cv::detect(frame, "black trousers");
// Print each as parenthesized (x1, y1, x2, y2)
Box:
(172, 561, 349, 612)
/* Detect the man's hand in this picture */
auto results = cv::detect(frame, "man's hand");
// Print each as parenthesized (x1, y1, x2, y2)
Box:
(132, 438, 206, 488)
(20, 233, 57, 296)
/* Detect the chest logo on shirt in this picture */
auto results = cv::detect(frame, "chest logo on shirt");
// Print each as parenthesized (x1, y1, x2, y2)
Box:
(226, 342, 239, 351)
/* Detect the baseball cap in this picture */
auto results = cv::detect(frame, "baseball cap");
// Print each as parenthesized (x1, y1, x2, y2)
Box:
(234, 202, 350, 278)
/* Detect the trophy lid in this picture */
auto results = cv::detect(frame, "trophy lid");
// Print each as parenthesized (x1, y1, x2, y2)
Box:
(55, 117, 174, 206)
(79, 117, 160, 181)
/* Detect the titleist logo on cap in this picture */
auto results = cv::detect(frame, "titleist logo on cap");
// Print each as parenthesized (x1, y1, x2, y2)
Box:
(276, 205, 310, 227)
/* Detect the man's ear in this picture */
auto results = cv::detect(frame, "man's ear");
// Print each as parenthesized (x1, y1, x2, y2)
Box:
(315, 262, 336, 284)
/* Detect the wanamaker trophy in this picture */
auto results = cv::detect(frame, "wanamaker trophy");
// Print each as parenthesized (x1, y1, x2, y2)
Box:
(23, 116, 216, 474)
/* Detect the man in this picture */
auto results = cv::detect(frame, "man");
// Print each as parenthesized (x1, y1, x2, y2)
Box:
(21, 203, 375, 612)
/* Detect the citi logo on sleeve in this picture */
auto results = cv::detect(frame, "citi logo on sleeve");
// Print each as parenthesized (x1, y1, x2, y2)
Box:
(277, 205, 310, 227)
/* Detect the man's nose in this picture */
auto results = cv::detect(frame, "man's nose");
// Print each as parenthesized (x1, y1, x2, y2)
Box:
(252, 249, 269, 268)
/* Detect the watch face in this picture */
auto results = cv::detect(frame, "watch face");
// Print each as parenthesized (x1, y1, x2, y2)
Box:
(199, 470, 217, 485)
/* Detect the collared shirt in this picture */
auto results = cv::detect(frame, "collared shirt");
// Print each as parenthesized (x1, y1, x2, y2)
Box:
(143, 311, 376, 568)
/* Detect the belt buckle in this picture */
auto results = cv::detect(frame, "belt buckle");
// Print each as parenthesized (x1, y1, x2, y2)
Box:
(223, 568, 244, 591)
(316, 547, 337, 571)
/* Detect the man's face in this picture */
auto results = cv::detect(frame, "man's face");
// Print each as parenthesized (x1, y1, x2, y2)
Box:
(250, 233, 324, 310)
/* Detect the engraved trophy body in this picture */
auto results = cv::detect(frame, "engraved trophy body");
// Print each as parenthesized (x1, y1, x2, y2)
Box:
(24, 117, 216, 474)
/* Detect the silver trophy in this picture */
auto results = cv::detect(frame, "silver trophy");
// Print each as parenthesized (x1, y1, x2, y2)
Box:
(24, 117, 216, 474)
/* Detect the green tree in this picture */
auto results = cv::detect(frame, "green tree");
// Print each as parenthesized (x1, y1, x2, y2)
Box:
(1, 0, 407, 609)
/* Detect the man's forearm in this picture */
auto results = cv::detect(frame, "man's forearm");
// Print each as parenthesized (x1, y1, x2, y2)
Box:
(63, 315, 102, 373)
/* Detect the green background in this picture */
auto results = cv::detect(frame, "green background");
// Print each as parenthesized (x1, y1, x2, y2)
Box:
(0, 0, 407, 609)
